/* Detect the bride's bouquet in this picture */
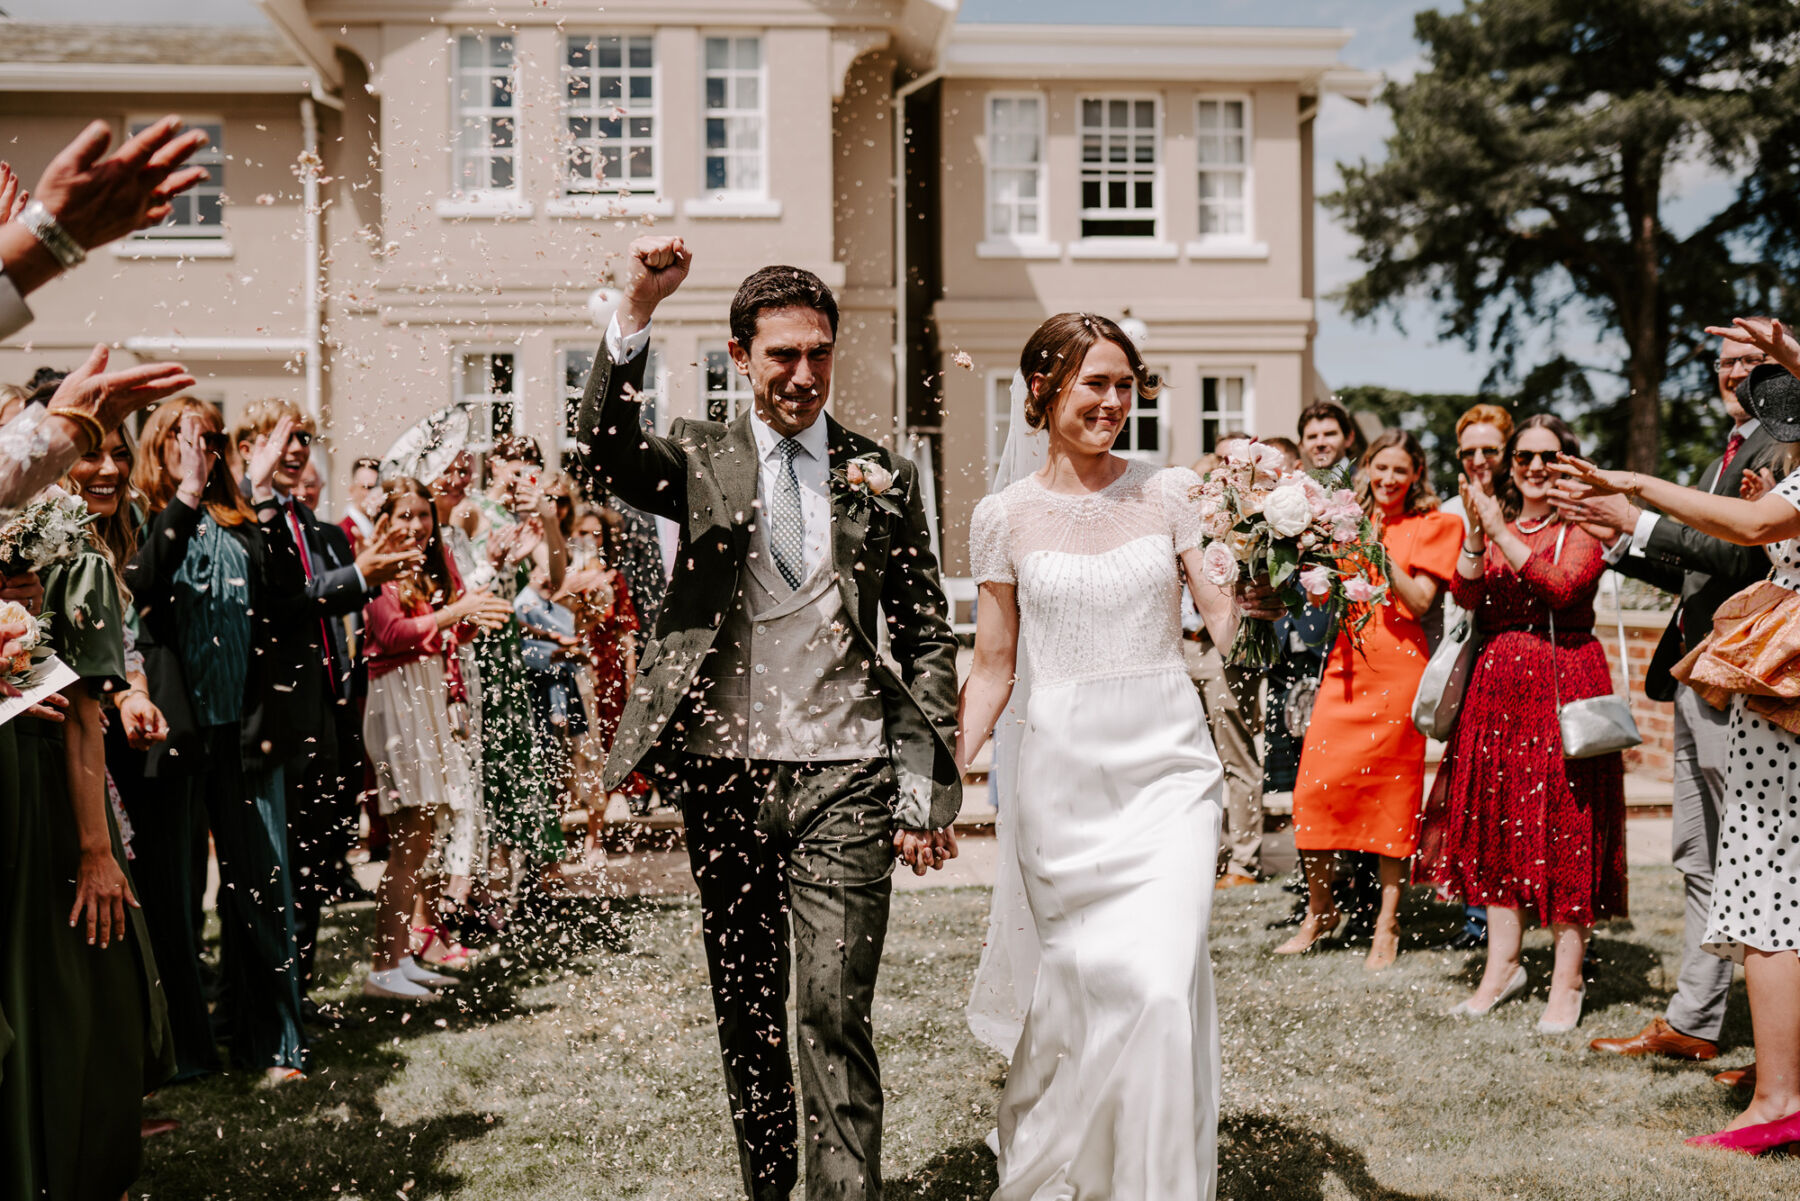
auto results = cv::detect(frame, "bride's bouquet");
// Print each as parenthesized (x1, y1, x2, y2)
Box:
(0, 485, 96, 576)
(1190, 443, 1391, 669)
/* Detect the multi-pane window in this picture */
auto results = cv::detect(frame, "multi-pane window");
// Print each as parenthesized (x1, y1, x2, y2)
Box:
(453, 34, 518, 194)
(1079, 97, 1158, 238)
(132, 120, 224, 238)
(1196, 99, 1249, 238)
(703, 36, 765, 196)
(564, 34, 656, 194)
(986, 372, 1014, 480)
(1199, 373, 1251, 454)
(986, 95, 1044, 241)
(457, 350, 518, 455)
(1115, 369, 1167, 461)
(703, 345, 754, 422)
(560, 346, 661, 466)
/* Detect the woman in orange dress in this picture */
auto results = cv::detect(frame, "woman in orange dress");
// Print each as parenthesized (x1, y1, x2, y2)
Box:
(1277, 430, 1464, 969)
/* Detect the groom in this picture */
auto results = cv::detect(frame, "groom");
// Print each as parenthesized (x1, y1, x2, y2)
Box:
(575, 236, 962, 1201)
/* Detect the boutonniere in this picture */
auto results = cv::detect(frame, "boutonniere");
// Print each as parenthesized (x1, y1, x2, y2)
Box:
(831, 456, 905, 518)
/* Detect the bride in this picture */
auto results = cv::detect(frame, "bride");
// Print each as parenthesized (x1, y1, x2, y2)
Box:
(958, 313, 1275, 1199)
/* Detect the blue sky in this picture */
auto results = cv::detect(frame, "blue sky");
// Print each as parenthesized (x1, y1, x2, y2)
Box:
(2, 0, 1743, 396)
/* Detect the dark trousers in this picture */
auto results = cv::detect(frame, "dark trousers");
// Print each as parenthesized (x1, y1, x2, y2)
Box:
(673, 754, 897, 1201)
(288, 705, 364, 992)
(110, 725, 219, 1081)
(198, 723, 306, 1072)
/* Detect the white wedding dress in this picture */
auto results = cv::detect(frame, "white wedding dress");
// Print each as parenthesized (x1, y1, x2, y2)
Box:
(969, 458, 1223, 1201)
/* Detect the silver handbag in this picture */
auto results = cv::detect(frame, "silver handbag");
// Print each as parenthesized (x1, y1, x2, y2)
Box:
(1412, 603, 1478, 739)
(1547, 527, 1642, 760)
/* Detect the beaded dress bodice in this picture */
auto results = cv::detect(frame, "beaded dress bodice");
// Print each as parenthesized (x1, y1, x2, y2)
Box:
(970, 459, 1202, 689)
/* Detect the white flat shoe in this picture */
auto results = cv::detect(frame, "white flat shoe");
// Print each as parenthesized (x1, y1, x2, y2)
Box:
(1448, 964, 1528, 1016)
(399, 956, 457, 987)
(363, 966, 436, 999)
(1536, 988, 1586, 1034)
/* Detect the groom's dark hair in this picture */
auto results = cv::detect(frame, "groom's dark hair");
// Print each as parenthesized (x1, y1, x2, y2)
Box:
(729, 265, 839, 350)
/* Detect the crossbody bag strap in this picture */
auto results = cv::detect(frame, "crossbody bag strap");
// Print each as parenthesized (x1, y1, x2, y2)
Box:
(1547, 524, 1568, 714)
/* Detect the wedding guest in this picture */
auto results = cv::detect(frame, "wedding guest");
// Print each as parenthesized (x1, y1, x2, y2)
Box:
(568, 504, 651, 849)
(0, 432, 176, 1199)
(340, 456, 382, 553)
(1185, 434, 1267, 887)
(1560, 324, 1784, 1074)
(1261, 436, 1301, 471)
(1434, 403, 1516, 952)
(1299, 401, 1360, 480)
(1424, 414, 1628, 1033)
(360, 479, 509, 1000)
(1552, 315, 1800, 1149)
(1280, 432, 1462, 968)
(297, 458, 324, 512)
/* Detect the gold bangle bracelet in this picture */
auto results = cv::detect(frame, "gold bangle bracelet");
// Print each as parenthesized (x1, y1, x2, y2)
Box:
(44, 406, 104, 455)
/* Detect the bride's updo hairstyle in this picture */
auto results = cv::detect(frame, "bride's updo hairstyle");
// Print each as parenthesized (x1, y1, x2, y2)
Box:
(1019, 312, 1161, 430)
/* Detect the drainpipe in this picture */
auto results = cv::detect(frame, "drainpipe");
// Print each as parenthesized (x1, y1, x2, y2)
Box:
(891, 67, 942, 444)
(300, 93, 325, 504)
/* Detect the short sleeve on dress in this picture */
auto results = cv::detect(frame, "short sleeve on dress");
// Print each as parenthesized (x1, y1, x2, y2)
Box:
(43, 548, 129, 696)
(969, 493, 1014, 585)
(1408, 510, 1467, 584)
(1775, 465, 1800, 512)
(1158, 467, 1205, 555)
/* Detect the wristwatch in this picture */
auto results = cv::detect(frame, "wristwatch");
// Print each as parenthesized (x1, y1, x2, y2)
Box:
(18, 200, 85, 269)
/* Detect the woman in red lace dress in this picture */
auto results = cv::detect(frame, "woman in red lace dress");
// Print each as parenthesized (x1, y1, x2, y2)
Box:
(1423, 415, 1627, 1034)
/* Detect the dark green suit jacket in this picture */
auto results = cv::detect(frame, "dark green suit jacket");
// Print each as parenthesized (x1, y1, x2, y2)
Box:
(573, 345, 964, 829)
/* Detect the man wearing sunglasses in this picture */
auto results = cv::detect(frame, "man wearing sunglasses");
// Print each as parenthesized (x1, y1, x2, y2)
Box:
(1556, 322, 1787, 1082)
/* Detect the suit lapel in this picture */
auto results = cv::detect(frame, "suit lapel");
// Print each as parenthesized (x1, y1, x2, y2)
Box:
(827, 419, 872, 634)
(711, 413, 761, 534)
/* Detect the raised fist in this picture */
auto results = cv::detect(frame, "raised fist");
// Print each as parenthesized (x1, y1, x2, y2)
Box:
(619, 236, 691, 333)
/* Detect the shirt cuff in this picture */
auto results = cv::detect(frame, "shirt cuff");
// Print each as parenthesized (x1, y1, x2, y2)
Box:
(0, 269, 33, 342)
(1628, 510, 1660, 556)
(353, 564, 369, 593)
(605, 313, 652, 365)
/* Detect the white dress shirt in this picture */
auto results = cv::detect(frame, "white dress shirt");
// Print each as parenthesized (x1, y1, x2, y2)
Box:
(605, 313, 832, 584)
(0, 269, 32, 343)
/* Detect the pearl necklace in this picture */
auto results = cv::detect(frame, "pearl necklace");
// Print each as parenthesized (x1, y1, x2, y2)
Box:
(1515, 514, 1556, 535)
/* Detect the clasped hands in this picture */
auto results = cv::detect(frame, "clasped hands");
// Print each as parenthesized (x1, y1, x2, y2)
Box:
(894, 826, 958, 877)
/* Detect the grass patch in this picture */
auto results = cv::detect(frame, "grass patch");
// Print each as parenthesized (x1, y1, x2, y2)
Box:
(139, 867, 1800, 1199)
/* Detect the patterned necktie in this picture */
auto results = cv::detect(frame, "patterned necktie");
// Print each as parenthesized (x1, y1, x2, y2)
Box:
(771, 438, 805, 590)
(1720, 430, 1745, 478)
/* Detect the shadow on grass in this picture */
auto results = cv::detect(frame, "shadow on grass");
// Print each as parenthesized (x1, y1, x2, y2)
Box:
(140, 893, 684, 1199)
(1220, 1114, 1451, 1201)
(888, 1140, 998, 1200)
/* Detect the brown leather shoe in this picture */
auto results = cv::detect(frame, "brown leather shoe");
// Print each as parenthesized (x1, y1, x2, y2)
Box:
(1588, 1017, 1719, 1061)
(1215, 872, 1259, 890)
(1714, 1063, 1757, 1090)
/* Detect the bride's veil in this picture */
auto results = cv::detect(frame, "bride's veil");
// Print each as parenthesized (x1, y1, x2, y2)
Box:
(966, 370, 1045, 1056)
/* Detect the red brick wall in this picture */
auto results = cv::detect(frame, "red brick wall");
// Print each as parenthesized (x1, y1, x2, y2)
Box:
(1595, 609, 1675, 780)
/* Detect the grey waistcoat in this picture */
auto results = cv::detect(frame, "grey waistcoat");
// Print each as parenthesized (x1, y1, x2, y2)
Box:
(683, 519, 886, 762)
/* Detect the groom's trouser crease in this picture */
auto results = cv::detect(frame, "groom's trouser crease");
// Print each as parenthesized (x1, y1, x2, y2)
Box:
(675, 753, 895, 1201)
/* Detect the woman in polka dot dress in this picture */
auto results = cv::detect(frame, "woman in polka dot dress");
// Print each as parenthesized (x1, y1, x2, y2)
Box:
(1553, 316, 1800, 1155)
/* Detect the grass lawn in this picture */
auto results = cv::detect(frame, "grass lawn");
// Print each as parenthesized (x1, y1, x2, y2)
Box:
(139, 865, 1800, 1200)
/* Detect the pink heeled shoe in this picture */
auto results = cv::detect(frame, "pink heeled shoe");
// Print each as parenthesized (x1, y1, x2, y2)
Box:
(1685, 1109, 1800, 1155)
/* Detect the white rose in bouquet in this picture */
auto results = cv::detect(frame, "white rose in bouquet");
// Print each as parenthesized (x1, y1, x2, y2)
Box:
(1200, 540, 1241, 586)
(1262, 484, 1314, 538)
(1250, 441, 1286, 485)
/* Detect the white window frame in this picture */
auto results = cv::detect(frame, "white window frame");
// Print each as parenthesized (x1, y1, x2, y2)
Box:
(454, 346, 521, 456)
(1190, 95, 1267, 259)
(1113, 366, 1169, 464)
(1075, 94, 1164, 248)
(446, 32, 522, 209)
(985, 369, 1015, 482)
(702, 342, 754, 423)
(700, 33, 768, 202)
(1197, 369, 1256, 455)
(980, 92, 1056, 258)
(558, 344, 664, 462)
(560, 32, 660, 199)
(127, 115, 226, 244)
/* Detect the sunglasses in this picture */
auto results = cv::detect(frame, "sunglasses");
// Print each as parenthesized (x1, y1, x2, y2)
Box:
(1458, 447, 1501, 463)
(1511, 449, 1557, 468)
(290, 429, 313, 448)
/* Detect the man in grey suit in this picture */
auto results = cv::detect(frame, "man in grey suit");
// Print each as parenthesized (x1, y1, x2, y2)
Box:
(574, 236, 961, 1201)
(1557, 324, 1788, 1073)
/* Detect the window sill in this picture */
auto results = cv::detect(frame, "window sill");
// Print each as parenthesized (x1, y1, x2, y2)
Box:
(435, 195, 534, 219)
(976, 238, 1061, 260)
(1185, 239, 1270, 260)
(682, 197, 783, 219)
(1068, 239, 1179, 261)
(547, 195, 674, 219)
(113, 239, 234, 260)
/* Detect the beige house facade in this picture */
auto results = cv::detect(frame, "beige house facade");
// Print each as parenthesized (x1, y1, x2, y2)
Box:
(0, 2, 1373, 574)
